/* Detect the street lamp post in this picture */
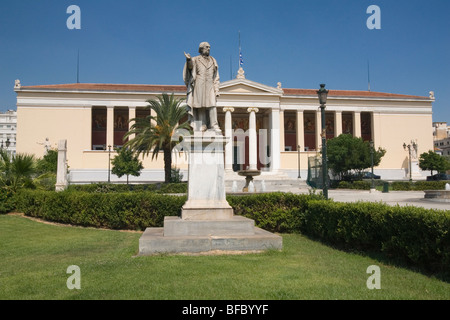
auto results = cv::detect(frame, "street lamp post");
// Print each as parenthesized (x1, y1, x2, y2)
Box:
(317, 84, 329, 200)
(108, 145, 112, 183)
(5, 138, 10, 156)
(403, 141, 416, 182)
(297, 145, 301, 179)
(370, 141, 375, 191)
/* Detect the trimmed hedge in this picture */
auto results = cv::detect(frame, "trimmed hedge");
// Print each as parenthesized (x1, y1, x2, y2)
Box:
(299, 201, 450, 275)
(336, 181, 372, 190)
(67, 183, 188, 194)
(0, 188, 16, 214)
(16, 190, 186, 231)
(228, 192, 325, 233)
(391, 181, 450, 191)
(335, 180, 450, 191)
(12, 189, 450, 277)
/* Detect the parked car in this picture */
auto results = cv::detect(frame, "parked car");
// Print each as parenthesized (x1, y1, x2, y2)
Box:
(362, 172, 381, 180)
(426, 173, 450, 181)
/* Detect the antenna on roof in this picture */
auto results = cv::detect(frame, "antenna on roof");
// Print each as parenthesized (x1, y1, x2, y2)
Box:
(367, 60, 371, 92)
(77, 49, 80, 84)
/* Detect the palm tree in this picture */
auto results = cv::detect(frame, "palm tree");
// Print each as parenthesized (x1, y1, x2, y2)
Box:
(124, 93, 191, 183)
(0, 150, 36, 192)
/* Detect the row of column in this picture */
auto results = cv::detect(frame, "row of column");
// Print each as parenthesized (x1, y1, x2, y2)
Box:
(223, 107, 281, 173)
(222, 107, 370, 173)
(103, 106, 137, 148)
(280, 110, 365, 151)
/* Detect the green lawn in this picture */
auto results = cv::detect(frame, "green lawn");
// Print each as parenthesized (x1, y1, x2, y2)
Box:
(0, 214, 449, 300)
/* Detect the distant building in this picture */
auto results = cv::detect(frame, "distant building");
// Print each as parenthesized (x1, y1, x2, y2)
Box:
(0, 109, 17, 156)
(432, 122, 450, 156)
(434, 137, 450, 156)
(433, 122, 450, 141)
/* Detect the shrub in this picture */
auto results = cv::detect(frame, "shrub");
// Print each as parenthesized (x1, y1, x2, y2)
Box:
(227, 192, 325, 233)
(0, 188, 16, 214)
(16, 189, 186, 230)
(336, 180, 371, 190)
(66, 183, 187, 194)
(299, 201, 450, 275)
(390, 181, 449, 191)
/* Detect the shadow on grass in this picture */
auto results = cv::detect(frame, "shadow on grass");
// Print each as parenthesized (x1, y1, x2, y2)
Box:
(300, 233, 450, 284)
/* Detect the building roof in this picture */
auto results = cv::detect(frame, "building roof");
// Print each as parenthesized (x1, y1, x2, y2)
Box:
(19, 83, 431, 100)
(282, 88, 430, 100)
(20, 83, 187, 93)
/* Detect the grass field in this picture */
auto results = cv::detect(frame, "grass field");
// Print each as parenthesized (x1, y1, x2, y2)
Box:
(0, 214, 449, 300)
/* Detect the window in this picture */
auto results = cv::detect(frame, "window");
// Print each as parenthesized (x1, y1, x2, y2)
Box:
(284, 112, 297, 151)
(92, 107, 107, 150)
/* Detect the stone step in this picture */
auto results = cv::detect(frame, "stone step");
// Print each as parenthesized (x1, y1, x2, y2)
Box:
(138, 227, 283, 256)
(225, 179, 310, 193)
(163, 216, 255, 237)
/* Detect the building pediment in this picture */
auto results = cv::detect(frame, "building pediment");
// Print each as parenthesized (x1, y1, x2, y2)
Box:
(220, 79, 283, 96)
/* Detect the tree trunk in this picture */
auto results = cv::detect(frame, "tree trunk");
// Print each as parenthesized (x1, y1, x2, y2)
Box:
(163, 147, 172, 183)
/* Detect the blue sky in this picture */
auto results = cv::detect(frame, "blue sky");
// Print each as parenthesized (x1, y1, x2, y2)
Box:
(1, 0, 449, 122)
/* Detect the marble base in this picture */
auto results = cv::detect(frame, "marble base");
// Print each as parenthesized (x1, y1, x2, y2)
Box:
(138, 133, 283, 255)
(138, 226, 283, 256)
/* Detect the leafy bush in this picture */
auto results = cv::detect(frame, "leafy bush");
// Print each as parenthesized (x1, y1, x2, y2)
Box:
(0, 188, 16, 214)
(227, 192, 325, 233)
(390, 181, 449, 191)
(299, 201, 450, 275)
(16, 190, 186, 230)
(67, 183, 187, 194)
(336, 180, 371, 190)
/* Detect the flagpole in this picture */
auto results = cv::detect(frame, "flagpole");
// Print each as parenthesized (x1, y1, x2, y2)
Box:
(239, 31, 241, 69)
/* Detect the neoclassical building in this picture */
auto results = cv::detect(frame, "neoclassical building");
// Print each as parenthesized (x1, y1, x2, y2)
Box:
(14, 71, 434, 183)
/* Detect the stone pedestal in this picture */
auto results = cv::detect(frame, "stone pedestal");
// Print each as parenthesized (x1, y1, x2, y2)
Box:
(411, 161, 423, 179)
(138, 133, 282, 255)
(55, 140, 68, 192)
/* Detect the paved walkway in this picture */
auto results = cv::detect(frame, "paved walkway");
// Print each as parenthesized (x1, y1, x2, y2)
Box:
(306, 189, 450, 211)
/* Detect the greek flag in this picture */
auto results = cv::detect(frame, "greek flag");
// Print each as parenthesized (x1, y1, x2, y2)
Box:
(239, 52, 244, 67)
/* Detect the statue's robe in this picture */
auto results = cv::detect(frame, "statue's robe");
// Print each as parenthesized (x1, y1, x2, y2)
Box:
(183, 55, 220, 126)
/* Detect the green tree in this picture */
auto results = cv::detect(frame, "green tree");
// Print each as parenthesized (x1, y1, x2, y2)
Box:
(36, 149, 58, 175)
(419, 151, 450, 175)
(326, 134, 386, 180)
(111, 147, 144, 184)
(0, 150, 36, 192)
(124, 93, 191, 183)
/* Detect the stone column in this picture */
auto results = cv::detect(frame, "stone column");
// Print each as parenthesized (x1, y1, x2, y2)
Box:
(55, 140, 68, 192)
(248, 108, 259, 170)
(270, 109, 281, 172)
(107, 106, 114, 148)
(296, 111, 304, 151)
(223, 107, 234, 172)
(353, 111, 362, 138)
(279, 110, 285, 152)
(128, 107, 136, 140)
(316, 110, 322, 150)
(334, 111, 343, 137)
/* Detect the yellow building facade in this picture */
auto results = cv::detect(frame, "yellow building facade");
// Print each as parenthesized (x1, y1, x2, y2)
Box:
(14, 77, 434, 183)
